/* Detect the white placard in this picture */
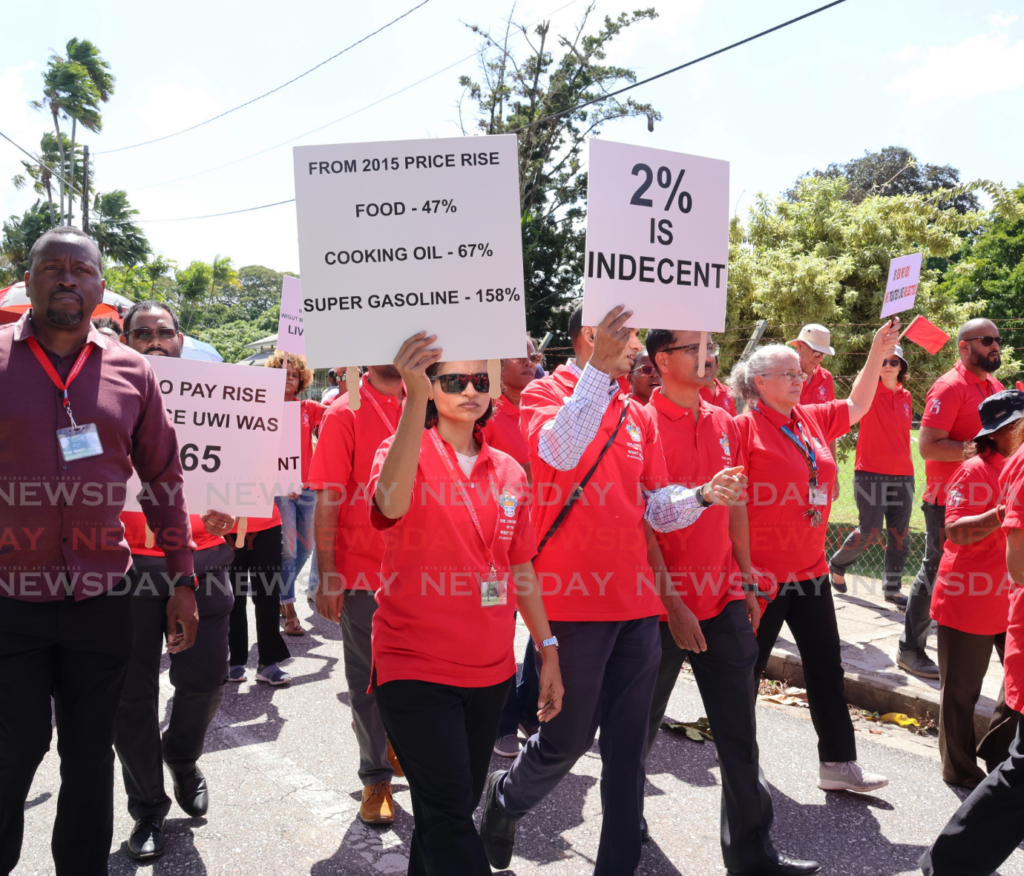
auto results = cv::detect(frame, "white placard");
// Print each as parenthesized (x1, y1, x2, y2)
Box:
(582, 139, 730, 332)
(277, 275, 305, 356)
(124, 358, 293, 516)
(293, 135, 527, 367)
(880, 252, 923, 318)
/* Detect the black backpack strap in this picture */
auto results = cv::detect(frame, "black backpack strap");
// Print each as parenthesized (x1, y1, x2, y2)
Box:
(536, 398, 631, 556)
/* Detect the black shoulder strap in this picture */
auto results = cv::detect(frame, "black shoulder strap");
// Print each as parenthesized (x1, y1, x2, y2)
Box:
(535, 397, 631, 556)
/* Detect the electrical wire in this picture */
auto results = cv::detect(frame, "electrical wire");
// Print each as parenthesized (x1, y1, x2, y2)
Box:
(0, 129, 87, 200)
(137, 199, 296, 223)
(95, 0, 432, 154)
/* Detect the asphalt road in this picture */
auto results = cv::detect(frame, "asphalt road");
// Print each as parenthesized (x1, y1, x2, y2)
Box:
(13, 594, 1024, 876)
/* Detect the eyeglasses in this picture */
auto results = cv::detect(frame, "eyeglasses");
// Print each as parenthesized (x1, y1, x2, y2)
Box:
(127, 327, 177, 341)
(963, 336, 1001, 347)
(430, 372, 490, 393)
(511, 353, 543, 364)
(881, 358, 902, 368)
(632, 364, 657, 377)
(659, 342, 721, 358)
(765, 370, 807, 383)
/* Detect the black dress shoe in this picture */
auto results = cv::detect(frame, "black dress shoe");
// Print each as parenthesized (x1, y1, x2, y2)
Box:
(830, 573, 847, 594)
(127, 815, 165, 860)
(884, 592, 908, 607)
(480, 770, 516, 870)
(172, 765, 209, 817)
(728, 853, 821, 876)
(640, 815, 649, 842)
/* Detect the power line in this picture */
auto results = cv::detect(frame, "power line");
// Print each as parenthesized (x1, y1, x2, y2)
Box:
(95, 0, 432, 155)
(0, 128, 86, 199)
(136, 199, 295, 223)
(508, 0, 849, 133)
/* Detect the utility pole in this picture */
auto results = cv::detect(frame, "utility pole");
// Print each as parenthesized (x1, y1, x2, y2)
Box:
(81, 146, 90, 233)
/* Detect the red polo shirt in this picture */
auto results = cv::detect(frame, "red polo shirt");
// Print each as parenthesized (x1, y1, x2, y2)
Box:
(367, 430, 536, 688)
(298, 399, 326, 486)
(649, 390, 743, 620)
(999, 451, 1024, 711)
(921, 361, 1003, 504)
(520, 366, 667, 622)
(122, 511, 220, 557)
(854, 381, 914, 476)
(735, 400, 850, 583)
(699, 378, 736, 416)
(800, 365, 835, 406)
(481, 394, 530, 469)
(931, 452, 1011, 635)
(306, 376, 403, 591)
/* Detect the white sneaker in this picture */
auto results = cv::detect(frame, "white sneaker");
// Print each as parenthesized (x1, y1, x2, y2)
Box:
(818, 761, 888, 792)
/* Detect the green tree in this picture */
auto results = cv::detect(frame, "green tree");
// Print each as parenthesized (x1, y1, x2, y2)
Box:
(458, 4, 660, 344)
(232, 265, 291, 322)
(10, 132, 84, 227)
(89, 190, 150, 267)
(789, 146, 981, 214)
(104, 254, 175, 302)
(2, 202, 54, 275)
(725, 176, 1023, 393)
(198, 305, 281, 363)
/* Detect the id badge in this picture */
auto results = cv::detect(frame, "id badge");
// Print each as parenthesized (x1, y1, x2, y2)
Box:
(809, 485, 829, 506)
(57, 423, 103, 462)
(481, 573, 507, 607)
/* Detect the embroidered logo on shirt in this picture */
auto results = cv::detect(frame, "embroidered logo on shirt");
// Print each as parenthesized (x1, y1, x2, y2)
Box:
(719, 432, 731, 460)
(625, 423, 642, 443)
(817, 386, 826, 399)
(947, 486, 964, 509)
(904, 402, 911, 416)
(930, 399, 941, 414)
(811, 436, 824, 450)
(499, 489, 518, 518)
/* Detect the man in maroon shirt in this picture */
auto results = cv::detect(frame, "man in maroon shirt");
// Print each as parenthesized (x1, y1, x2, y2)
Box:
(0, 228, 195, 876)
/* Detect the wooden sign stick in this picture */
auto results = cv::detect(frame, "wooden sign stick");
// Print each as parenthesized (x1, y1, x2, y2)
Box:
(487, 359, 502, 399)
(346, 367, 361, 410)
(697, 331, 708, 377)
(144, 523, 155, 549)
(234, 517, 247, 549)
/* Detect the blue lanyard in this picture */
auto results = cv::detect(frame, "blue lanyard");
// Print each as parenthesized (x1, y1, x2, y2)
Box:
(779, 420, 819, 485)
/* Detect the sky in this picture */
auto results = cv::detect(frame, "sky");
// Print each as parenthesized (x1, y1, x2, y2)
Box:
(2, 0, 1022, 276)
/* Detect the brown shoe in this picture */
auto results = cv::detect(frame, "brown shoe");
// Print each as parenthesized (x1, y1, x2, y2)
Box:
(359, 781, 395, 825)
(387, 740, 405, 778)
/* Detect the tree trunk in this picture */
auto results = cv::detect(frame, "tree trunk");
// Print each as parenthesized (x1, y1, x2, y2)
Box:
(44, 178, 56, 227)
(82, 146, 90, 233)
(68, 117, 77, 226)
(51, 106, 66, 224)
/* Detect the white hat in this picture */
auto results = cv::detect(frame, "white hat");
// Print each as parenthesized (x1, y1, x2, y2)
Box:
(788, 324, 835, 357)
(893, 344, 908, 367)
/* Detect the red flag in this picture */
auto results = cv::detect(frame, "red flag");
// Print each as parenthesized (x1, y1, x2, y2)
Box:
(901, 315, 950, 355)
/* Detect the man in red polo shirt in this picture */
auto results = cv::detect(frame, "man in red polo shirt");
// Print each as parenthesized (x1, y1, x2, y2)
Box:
(898, 318, 1004, 678)
(641, 328, 818, 876)
(0, 228, 194, 876)
(790, 324, 840, 505)
(113, 302, 236, 862)
(699, 355, 736, 415)
(627, 350, 660, 405)
(309, 365, 404, 826)
(480, 304, 745, 876)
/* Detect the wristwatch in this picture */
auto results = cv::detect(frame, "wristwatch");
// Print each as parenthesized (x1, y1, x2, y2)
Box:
(537, 636, 559, 650)
(174, 574, 199, 592)
(695, 482, 713, 508)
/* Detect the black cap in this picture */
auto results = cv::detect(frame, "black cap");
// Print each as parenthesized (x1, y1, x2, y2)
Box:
(976, 389, 1024, 439)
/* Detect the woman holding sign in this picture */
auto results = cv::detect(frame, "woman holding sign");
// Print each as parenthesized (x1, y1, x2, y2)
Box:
(367, 332, 563, 876)
(729, 318, 899, 794)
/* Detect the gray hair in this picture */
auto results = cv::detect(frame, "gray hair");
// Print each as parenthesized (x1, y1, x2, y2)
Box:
(727, 344, 799, 405)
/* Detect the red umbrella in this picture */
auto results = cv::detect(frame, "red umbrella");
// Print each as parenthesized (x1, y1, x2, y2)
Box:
(0, 282, 135, 325)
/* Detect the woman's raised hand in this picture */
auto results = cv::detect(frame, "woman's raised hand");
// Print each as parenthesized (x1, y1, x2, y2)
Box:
(393, 332, 442, 398)
(873, 317, 901, 354)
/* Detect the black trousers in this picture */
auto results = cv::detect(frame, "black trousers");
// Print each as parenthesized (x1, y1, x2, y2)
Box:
(227, 526, 290, 667)
(374, 675, 511, 876)
(646, 601, 776, 872)
(921, 719, 1024, 875)
(0, 590, 134, 876)
(903, 502, 946, 652)
(829, 471, 915, 592)
(114, 546, 234, 820)
(496, 617, 661, 876)
(754, 577, 858, 763)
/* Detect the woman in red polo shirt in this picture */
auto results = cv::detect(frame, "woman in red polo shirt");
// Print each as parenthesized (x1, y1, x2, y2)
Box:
(368, 332, 563, 876)
(930, 390, 1024, 788)
(729, 317, 899, 794)
(829, 345, 914, 605)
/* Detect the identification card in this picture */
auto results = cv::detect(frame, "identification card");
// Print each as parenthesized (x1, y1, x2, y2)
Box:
(809, 485, 829, 506)
(56, 423, 103, 462)
(481, 573, 507, 607)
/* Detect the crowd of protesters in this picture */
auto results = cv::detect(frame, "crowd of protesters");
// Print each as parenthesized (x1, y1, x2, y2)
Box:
(3, 226, 1024, 876)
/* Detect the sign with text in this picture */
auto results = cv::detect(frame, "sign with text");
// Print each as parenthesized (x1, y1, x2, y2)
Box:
(276, 275, 305, 356)
(293, 135, 526, 367)
(583, 139, 729, 331)
(880, 252, 923, 318)
(124, 358, 295, 516)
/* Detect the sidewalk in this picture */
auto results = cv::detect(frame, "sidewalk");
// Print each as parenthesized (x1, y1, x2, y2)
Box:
(764, 575, 1004, 737)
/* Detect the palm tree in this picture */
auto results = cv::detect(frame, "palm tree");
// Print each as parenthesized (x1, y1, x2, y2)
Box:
(11, 133, 83, 228)
(91, 190, 150, 266)
(62, 40, 115, 226)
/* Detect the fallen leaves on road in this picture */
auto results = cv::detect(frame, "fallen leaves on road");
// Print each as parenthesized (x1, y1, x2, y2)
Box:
(759, 687, 809, 708)
(863, 711, 921, 728)
(662, 717, 714, 743)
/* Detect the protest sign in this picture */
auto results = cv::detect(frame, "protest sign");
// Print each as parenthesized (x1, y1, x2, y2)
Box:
(277, 275, 305, 356)
(124, 358, 294, 516)
(293, 135, 527, 367)
(881, 252, 923, 318)
(582, 139, 730, 333)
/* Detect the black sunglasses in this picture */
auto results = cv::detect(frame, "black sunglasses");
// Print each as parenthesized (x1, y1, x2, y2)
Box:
(632, 364, 657, 377)
(430, 372, 490, 393)
(963, 336, 1001, 347)
(881, 358, 902, 368)
(127, 327, 177, 341)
